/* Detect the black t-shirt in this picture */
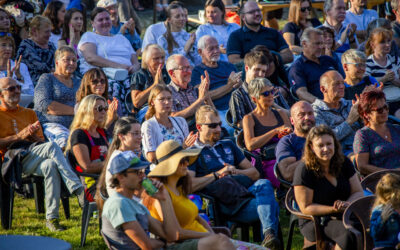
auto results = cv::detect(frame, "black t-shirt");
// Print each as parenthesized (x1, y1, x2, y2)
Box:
(282, 18, 322, 46)
(292, 157, 356, 206)
(70, 129, 108, 160)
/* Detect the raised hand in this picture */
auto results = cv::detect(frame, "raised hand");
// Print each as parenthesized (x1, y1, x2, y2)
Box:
(183, 131, 198, 148)
(7, 56, 22, 79)
(153, 64, 165, 85)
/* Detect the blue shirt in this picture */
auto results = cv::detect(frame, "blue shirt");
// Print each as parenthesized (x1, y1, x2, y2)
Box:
(226, 25, 289, 58)
(275, 133, 306, 163)
(189, 139, 246, 177)
(191, 61, 237, 111)
(289, 54, 344, 99)
(110, 23, 142, 51)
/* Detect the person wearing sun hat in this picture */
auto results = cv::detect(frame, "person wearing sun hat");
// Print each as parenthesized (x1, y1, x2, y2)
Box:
(144, 140, 266, 249)
(101, 150, 211, 249)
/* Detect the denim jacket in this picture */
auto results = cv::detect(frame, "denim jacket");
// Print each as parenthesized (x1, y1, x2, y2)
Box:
(370, 204, 400, 248)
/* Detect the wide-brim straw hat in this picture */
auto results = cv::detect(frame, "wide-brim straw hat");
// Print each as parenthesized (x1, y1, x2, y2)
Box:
(148, 140, 201, 177)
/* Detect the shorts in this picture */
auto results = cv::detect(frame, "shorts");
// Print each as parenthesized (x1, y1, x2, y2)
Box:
(166, 239, 199, 250)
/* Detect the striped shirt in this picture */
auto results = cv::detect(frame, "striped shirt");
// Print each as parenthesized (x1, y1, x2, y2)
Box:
(366, 54, 400, 80)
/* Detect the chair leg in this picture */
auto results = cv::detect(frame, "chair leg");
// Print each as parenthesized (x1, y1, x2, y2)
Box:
(81, 202, 97, 247)
(253, 222, 262, 242)
(33, 178, 45, 214)
(0, 181, 13, 229)
(286, 214, 297, 250)
(61, 197, 70, 219)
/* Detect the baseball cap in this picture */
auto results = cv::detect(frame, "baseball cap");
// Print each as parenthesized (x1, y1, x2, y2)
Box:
(108, 151, 149, 175)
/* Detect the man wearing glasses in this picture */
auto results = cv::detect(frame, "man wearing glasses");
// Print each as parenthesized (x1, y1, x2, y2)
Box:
(226, 1, 293, 64)
(188, 105, 281, 249)
(0, 77, 84, 232)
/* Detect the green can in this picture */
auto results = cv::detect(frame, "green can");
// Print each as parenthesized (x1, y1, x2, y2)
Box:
(141, 178, 158, 196)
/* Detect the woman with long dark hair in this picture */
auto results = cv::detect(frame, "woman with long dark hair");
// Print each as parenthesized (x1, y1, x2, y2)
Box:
(58, 8, 85, 52)
(293, 125, 363, 249)
(43, 1, 66, 48)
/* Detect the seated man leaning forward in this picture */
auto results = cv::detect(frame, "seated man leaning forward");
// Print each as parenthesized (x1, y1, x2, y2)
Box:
(312, 70, 362, 155)
(276, 101, 316, 183)
(188, 105, 281, 249)
(0, 77, 84, 232)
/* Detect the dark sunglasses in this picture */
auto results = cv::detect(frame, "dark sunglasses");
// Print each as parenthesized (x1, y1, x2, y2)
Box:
(0, 84, 21, 92)
(95, 105, 109, 112)
(200, 121, 222, 128)
(0, 32, 12, 37)
(92, 79, 106, 85)
(300, 6, 312, 12)
(371, 104, 389, 114)
(126, 169, 145, 175)
(261, 89, 276, 97)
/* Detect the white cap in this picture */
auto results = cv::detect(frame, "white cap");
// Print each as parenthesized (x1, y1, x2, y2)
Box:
(97, 0, 117, 8)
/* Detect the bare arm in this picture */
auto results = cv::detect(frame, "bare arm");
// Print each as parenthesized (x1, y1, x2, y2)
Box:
(346, 174, 364, 202)
(355, 152, 384, 176)
(146, 152, 157, 163)
(72, 144, 104, 173)
(130, 53, 140, 73)
(242, 114, 280, 151)
(296, 87, 317, 103)
(188, 170, 217, 192)
(123, 221, 164, 250)
(80, 43, 128, 69)
(237, 158, 260, 181)
(278, 157, 303, 182)
(47, 101, 75, 115)
(228, 54, 242, 64)
(132, 88, 154, 109)
(294, 185, 337, 216)
(279, 48, 294, 64)
(282, 33, 303, 55)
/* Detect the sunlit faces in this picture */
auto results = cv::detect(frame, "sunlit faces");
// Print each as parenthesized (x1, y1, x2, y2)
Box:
(242, 2, 262, 26)
(70, 11, 84, 32)
(344, 60, 366, 81)
(153, 90, 172, 114)
(147, 48, 165, 73)
(255, 85, 275, 107)
(175, 157, 189, 177)
(105, 4, 118, 23)
(90, 76, 107, 95)
(291, 102, 316, 134)
(120, 123, 142, 151)
(170, 56, 192, 88)
(371, 38, 392, 56)
(245, 64, 268, 82)
(0, 11, 10, 31)
(311, 134, 335, 163)
(57, 4, 67, 26)
(327, 0, 346, 23)
(324, 73, 345, 101)
(122, 168, 146, 190)
(205, 6, 223, 25)
(198, 113, 221, 144)
(168, 7, 186, 30)
(92, 11, 112, 35)
(367, 98, 389, 125)
(93, 99, 107, 123)
(201, 37, 220, 63)
(0, 40, 13, 59)
(303, 33, 324, 58)
(299, 1, 311, 19)
(0, 79, 21, 106)
(32, 23, 52, 45)
(56, 51, 77, 75)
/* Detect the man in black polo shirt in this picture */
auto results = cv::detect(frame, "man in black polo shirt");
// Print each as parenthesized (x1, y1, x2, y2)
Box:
(289, 27, 344, 103)
(226, 1, 293, 64)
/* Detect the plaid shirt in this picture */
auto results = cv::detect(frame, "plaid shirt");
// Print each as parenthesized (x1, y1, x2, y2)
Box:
(167, 81, 198, 112)
(229, 82, 255, 126)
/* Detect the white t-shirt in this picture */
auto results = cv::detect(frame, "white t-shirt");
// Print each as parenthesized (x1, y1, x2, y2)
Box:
(78, 32, 135, 74)
(49, 32, 62, 49)
(142, 22, 166, 50)
(343, 9, 378, 31)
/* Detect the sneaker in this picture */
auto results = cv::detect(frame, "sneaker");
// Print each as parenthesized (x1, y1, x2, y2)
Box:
(46, 219, 66, 232)
(262, 229, 280, 250)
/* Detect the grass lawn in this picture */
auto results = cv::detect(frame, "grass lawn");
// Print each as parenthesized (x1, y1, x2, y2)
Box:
(0, 195, 305, 249)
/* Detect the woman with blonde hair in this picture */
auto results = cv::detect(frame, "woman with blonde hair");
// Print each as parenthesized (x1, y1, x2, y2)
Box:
(293, 125, 363, 249)
(141, 84, 196, 163)
(75, 68, 119, 129)
(370, 173, 400, 248)
(66, 94, 109, 201)
(282, 0, 321, 55)
(16, 15, 56, 85)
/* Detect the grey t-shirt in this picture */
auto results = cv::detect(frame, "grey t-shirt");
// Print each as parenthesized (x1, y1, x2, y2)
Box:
(102, 192, 149, 250)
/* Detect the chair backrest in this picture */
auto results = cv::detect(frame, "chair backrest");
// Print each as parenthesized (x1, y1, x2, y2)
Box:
(285, 187, 313, 220)
(273, 162, 292, 189)
(343, 195, 376, 250)
(236, 130, 246, 151)
(225, 109, 240, 132)
(361, 170, 400, 194)
(101, 231, 113, 250)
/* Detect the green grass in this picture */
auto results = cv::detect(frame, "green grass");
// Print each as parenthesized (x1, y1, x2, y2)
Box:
(0, 195, 304, 249)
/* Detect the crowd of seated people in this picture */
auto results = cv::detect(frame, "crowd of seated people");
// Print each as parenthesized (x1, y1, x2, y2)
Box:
(3, 0, 400, 248)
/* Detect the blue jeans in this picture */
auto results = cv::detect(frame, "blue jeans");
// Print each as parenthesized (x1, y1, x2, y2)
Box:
(231, 179, 280, 235)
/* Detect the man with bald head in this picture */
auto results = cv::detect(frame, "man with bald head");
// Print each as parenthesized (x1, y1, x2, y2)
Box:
(0, 77, 83, 232)
(312, 70, 362, 154)
(275, 101, 316, 182)
(226, 1, 293, 64)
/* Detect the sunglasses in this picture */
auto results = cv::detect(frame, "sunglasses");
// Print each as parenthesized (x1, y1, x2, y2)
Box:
(126, 169, 145, 175)
(300, 6, 312, 12)
(261, 89, 276, 97)
(95, 105, 109, 112)
(345, 62, 366, 68)
(0, 84, 21, 92)
(371, 104, 389, 114)
(0, 32, 12, 37)
(92, 79, 106, 85)
(200, 121, 222, 128)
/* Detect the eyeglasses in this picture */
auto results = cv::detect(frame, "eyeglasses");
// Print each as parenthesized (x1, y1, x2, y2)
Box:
(300, 6, 312, 12)
(95, 105, 109, 112)
(200, 121, 222, 128)
(92, 79, 106, 85)
(173, 66, 192, 72)
(0, 32, 12, 37)
(243, 9, 261, 15)
(155, 97, 172, 103)
(0, 84, 21, 92)
(371, 104, 389, 114)
(126, 169, 145, 175)
(128, 132, 141, 137)
(261, 89, 276, 97)
(179, 157, 189, 165)
(345, 62, 366, 68)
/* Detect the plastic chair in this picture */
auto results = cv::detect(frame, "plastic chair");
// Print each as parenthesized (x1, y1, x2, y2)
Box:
(285, 187, 332, 250)
(361, 170, 400, 194)
(342, 195, 376, 250)
(66, 150, 100, 247)
(225, 110, 241, 135)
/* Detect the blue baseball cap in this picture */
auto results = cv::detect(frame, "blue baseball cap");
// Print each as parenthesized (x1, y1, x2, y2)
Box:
(108, 151, 149, 175)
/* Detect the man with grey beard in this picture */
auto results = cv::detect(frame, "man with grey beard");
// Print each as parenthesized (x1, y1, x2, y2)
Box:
(191, 35, 242, 134)
(275, 101, 316, 182)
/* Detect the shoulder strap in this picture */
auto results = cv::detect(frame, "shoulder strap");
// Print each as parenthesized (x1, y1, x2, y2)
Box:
(171, 117, 185, 137)
(82, 129, 95, 147)
(96, 128, 109, 146)
(272, 108, 284, 126)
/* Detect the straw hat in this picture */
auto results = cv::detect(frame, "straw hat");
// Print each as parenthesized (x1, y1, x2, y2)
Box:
(147, 140, 201, 177)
